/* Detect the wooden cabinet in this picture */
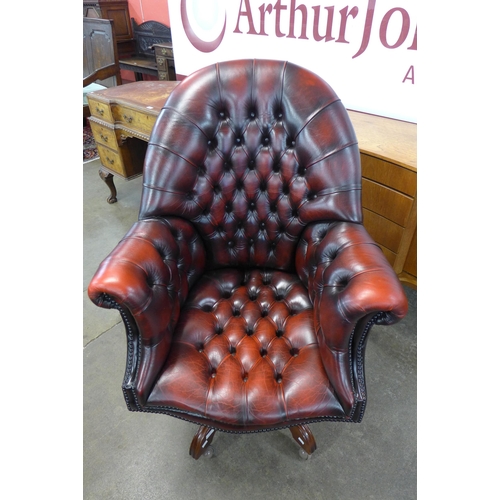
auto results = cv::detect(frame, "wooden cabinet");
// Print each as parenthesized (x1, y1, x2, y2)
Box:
(347, 111, 417, 288)
(83, 1, 134, 58)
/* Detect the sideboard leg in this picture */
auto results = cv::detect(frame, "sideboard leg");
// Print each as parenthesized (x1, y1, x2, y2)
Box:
(99, 168, 118, 204)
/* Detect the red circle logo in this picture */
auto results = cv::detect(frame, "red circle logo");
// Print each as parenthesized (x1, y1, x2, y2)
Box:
(181, 0, 226, 53)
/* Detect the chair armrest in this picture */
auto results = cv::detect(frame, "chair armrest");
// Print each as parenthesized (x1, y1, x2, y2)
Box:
(297, 221, 408, 329)
(296, 221, 408, 415)
(88, 216, 206, 407)
(83, 63, 122, 88)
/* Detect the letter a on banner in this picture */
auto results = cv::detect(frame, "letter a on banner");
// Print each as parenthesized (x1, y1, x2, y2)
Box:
(402, 65, 415, 84)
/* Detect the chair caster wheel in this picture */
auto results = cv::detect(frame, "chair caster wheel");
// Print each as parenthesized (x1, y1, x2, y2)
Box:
(298, 448, 311, 460)
(203, 444, 214, 458)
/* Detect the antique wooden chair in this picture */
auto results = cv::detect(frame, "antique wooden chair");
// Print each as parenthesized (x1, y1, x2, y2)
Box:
(88, 59, 408, 460)
(83, 17, 122, 120)
(118, 19, 174, 81)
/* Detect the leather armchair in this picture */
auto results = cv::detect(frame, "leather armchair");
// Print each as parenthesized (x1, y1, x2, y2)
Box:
(88, 59, 408, 460)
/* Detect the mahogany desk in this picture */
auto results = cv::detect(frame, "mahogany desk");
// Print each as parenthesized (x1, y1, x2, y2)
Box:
(87, 81, 417, 287)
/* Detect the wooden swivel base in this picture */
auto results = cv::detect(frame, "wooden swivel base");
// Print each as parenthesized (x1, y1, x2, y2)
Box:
(189, 424, 317, 460)
(189, 426, 216, 460)
(290, 424, 317, 459)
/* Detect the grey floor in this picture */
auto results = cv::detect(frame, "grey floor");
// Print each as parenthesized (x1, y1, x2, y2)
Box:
(83, 158, 417, 500)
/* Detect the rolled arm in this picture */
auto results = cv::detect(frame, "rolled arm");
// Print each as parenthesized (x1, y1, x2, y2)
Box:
(297, 221, 408, 330)
(88, 216, 206, 407)
(296, 221, 408, 415)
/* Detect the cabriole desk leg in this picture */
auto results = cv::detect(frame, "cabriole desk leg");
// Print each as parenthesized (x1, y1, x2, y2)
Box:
(99, 168, 117, 204)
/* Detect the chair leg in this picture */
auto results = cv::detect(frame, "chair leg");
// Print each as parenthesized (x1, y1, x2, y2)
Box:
(189, 425, 216, 460)
(290, 424, 317, 459)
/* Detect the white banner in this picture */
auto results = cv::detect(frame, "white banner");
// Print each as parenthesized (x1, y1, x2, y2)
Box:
(168, 0, 416, 122)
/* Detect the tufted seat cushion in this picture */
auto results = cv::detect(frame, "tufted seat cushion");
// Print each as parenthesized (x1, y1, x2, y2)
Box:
(147, 268, 344, 430)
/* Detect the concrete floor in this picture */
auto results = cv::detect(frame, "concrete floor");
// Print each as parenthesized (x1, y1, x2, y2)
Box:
(83, 158, 417, 500)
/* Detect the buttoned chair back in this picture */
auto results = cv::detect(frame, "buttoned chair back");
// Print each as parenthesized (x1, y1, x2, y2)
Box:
(139, 59, 361, 271)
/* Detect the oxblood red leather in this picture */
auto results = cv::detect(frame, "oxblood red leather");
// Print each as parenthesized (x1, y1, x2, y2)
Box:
(89, 59, 408, 433)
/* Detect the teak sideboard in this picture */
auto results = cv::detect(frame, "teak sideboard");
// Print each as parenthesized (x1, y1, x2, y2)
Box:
(86, 81, 417, 288)
(348, 112, 417, 289)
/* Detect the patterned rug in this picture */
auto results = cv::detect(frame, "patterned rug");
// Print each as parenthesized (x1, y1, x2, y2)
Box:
(84, 125, 99, 162)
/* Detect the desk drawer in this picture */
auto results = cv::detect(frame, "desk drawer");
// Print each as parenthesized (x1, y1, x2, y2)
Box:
(361, 154, 416, 197)
(95, 144, 126, 176)
(112, 105, 156, 137)
(362, 208, 404, 254)
(89, 122, 119, 149)
(155, 45, 173, 59)
(88, 99, 113, 123)
(362, 178, 413, 227)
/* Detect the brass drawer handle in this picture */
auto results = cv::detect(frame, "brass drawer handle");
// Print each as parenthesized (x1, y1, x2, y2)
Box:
(106, 157, 115, 165)
(100, 133, 108, 142)
(123, 114, 133, 123)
